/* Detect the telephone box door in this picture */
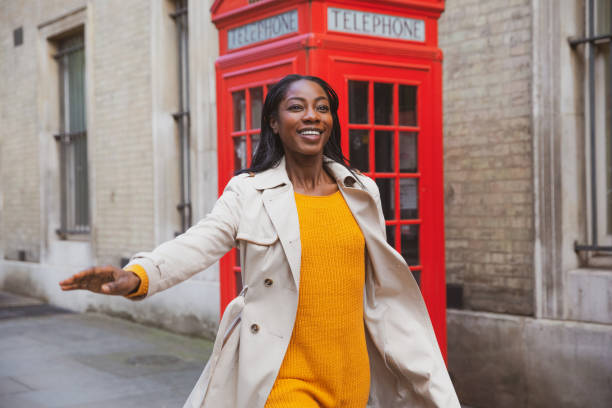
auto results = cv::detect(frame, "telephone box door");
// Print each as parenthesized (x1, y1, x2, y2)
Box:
(331, 60, 446, 348)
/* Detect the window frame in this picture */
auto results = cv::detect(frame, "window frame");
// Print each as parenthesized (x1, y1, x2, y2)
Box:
(571, 0, 612, 258)
(53, 31, 90, 237)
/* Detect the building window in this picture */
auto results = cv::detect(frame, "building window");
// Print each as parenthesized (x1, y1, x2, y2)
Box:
(595, 0, 612, 240)
(572, 0, 612, 254)
(171, 0, 191, 233)
(54, 32, 89, 235)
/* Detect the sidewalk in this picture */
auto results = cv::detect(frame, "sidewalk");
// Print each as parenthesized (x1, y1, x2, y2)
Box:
(0, 291, 213, 408)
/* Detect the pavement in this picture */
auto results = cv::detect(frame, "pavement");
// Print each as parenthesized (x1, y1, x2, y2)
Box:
(0, 291, 213, 408)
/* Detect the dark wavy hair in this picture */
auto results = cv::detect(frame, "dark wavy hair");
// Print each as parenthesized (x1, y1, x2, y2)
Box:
(236, 74, 357, 179)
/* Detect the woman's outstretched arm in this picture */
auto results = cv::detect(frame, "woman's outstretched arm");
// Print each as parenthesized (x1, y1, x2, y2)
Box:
(58, 175, 245, 299)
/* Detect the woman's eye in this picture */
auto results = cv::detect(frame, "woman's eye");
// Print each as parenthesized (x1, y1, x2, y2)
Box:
(317, 105, 330, 112)
(289, 105, 303, 111)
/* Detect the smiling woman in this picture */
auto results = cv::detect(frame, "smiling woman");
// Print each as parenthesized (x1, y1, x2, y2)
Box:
(59, 74, 460, 408)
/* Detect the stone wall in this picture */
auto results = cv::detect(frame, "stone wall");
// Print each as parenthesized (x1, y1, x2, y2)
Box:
(447, 310, 612, 408)
(0, 0, 156, 265)
(91, 0, 156, 264)
(439, 0, 534, 315)
(0, 1, 92, 262)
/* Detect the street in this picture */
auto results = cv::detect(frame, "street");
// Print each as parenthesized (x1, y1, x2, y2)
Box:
(0, 291, 213, 408)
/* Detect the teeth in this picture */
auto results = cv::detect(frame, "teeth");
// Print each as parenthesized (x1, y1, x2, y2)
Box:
(300, 130, 320, 135)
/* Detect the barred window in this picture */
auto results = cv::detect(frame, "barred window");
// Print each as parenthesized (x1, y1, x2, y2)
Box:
(572, 0, 612, 254)
(54, 33, 89, 235)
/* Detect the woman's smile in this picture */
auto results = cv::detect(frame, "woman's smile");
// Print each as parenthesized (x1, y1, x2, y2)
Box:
(297, 127, 324, 141)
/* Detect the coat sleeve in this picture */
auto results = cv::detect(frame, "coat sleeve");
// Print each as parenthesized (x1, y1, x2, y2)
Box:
(125, 176, 244, 297)
(361, 176, 461, 407)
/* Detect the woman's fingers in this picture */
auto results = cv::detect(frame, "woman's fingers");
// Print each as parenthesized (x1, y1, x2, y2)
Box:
(62, 267, 98, 287)
(59, 267, 95, 286)
(58, 265, 117, 293)
(58, 276, 74, 286)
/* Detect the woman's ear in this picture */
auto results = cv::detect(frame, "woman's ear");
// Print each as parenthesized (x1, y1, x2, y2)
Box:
(269, 117, 279, 135)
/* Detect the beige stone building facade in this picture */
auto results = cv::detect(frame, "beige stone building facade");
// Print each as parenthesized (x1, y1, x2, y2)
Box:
(0, 0, 221, 338)
(1, 0, 611, 407)
(440, 0, 611, 407)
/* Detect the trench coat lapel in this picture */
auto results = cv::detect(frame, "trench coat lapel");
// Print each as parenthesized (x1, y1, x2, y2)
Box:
(253, 157, 302, 290)
(251, 157, 379, 291)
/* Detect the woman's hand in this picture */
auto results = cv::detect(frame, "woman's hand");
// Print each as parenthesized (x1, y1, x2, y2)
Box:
(59, 265, 141, 296)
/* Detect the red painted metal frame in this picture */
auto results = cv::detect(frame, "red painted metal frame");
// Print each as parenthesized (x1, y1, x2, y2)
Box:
(212, 0, 447, 357)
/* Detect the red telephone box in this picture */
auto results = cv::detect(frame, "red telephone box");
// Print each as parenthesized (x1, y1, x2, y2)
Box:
(211, 0, 447, 355)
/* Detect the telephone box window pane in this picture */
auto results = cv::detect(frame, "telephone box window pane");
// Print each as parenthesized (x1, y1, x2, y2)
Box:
(400, 178, 418, 219)
(386, 225, 396, 248)
(374, 82, 393, 125)
(375, 130, 394, 172)
(235, 247, 241, 267)
(250, 87, 263, 129)
(399, 85, 417, 126)
(401, 224, 420, 265)
(348, 80, 369, 124)
(376, 178, 395, 220)
(349, 129, 369, 172)
(234, 136, 246, 170)
(233, 90, 246, 131)
(251, 133, 260, 158)
(411, 270, 421, 287)
(399, 132, 418, 173)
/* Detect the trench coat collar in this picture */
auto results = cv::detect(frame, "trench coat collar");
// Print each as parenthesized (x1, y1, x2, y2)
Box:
(251, 155, 362, 191)
(252, 155, 363, 290)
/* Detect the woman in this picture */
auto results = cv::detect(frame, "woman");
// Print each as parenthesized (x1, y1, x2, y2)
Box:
(60, 74, 460, 408)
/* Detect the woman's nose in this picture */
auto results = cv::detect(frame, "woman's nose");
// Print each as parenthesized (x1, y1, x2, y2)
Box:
(302, 106, 319, 122)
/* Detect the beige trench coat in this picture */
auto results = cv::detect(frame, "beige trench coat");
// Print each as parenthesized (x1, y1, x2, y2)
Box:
(127, 156, 460, 408)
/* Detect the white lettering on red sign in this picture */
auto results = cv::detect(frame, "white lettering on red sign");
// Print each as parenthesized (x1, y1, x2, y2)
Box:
(327, 7, 425, 42)
(228, 10, 298, 50)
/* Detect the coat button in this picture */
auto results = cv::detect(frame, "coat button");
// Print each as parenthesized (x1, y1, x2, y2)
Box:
(264, 278, 273, 287)
(250, 324, 260, 334)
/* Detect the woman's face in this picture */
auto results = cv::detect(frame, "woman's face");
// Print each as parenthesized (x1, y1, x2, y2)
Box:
(270, 79, 333, 157)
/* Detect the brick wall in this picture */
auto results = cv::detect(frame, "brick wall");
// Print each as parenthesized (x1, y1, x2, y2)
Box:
(0, 0, 86, 262)
(439, 0, 534, 315)
(0, 0, 156, 265)
(91, 0, 155, 264)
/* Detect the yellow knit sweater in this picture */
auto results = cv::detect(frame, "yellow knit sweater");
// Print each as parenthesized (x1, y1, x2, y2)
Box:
(265, 190, 370, 408)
